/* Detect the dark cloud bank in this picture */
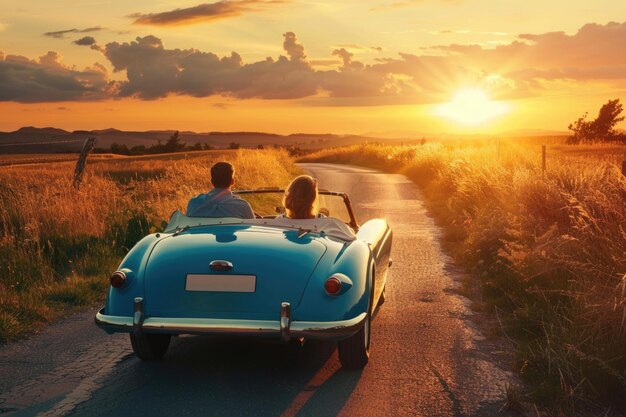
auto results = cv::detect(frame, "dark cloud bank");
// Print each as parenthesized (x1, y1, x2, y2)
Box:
(130, 0, 288, 26)
(2, 22, 626, 103)
(43, 27, 104, 39)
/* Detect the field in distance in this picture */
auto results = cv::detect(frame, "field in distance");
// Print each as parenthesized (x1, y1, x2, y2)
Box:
(0, 148, 300, 342)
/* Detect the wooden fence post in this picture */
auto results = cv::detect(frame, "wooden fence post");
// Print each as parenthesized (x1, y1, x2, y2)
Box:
(542, 145, 546, 178)
(73, 137, 97, 189)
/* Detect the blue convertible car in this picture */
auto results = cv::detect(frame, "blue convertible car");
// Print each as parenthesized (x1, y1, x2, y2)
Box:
(95, 189, 392, 369)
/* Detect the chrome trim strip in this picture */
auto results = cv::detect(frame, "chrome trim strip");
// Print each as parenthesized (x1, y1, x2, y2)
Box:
(374, 228, 392, 260)
(95, 309, 366, 341)
(290, 313, 366, 339)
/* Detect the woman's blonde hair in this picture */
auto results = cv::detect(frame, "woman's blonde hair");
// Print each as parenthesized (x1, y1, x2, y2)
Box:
(284, 175, 318, 219)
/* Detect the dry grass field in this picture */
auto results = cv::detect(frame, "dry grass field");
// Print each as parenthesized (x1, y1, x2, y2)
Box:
(0, 153, 122, 167)
(300, 140, 626, 411)
(0, 149, 299, 342)
(2, 139, 624, 411)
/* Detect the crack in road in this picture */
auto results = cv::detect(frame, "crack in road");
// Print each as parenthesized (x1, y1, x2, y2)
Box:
(0, 334, 131, 416)
(429, 364, 465, 417)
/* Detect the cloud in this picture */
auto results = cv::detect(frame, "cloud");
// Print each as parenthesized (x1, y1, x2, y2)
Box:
(332, 48, 364, 71)
(310, 59, 341, 68)
(4, 22, 626, 104)
(130, 0, 287, 26)
(74, 36, 97, 46)
(283, 31, 305, 61)
(0, 51, 111, 102)
(103, 33, 318, 99)
(43, 26, 104, 39)
(100, 33, 424, 102)
(73, 36, 105, 52)
(429, 21, 626, 86)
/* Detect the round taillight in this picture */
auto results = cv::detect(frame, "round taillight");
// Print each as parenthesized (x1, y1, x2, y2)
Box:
(324, 276, 342, 295)
(110, 271, 126, 289)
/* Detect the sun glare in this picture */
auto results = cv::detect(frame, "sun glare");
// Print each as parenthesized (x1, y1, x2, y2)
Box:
(436, 89, 509, 125)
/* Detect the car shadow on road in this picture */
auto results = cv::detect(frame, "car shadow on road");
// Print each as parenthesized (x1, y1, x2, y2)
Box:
(76, 336, 363, 417)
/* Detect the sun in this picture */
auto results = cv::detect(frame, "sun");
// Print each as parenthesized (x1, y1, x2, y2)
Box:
(436, 88, 509, 125)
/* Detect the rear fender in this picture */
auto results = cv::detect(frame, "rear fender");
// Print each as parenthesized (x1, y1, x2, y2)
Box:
(295, 240, 372, 322)
(357, 219, 392, 306)
(105, 233, 165, 316)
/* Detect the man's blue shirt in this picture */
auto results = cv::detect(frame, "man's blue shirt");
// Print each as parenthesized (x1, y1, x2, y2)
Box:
(186, 188, 254, 218)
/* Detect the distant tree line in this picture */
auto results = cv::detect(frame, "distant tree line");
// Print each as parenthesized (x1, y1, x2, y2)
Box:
(97, 131, 306, 156)
(98, 131, 215, 155)
(568, 99, 626, 144)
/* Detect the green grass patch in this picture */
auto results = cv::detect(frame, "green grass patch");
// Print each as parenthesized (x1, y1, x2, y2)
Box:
(0, 149, 300, 343)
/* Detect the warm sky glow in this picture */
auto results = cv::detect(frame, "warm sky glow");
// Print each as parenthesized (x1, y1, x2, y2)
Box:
(436, 89, 509, 125)
(1, 0, 626, 135)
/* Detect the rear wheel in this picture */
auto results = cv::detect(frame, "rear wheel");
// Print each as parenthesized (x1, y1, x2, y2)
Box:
(129, 333, 171, 360)
(338, 313, 370, 370)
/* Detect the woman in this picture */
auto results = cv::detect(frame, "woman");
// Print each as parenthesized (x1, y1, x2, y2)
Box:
(283, 175, 318, 219)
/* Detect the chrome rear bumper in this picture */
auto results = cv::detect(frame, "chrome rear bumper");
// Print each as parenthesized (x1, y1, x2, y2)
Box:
(95, 298, 366, 342)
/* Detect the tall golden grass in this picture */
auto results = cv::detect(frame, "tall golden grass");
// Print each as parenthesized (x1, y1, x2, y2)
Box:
(301, 141, 626, 411)
(0, 149, 298, 341)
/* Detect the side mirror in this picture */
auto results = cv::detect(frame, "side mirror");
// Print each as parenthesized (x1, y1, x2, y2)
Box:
(319, 207, 330, 217)
(275, 206, 286, 214)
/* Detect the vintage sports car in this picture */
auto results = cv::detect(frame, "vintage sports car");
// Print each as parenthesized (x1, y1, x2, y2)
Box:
(95, 189, 392, 369)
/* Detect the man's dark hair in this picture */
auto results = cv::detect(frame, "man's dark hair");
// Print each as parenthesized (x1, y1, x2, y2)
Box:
(211, 162, 235, 188)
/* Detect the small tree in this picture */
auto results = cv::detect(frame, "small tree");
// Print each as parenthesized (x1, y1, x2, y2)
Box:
(595, 99, 624, 135)
(567, 112, 593, 144)
(110, 142, 130, 155)
(229, 142, 240, 149)
(568, 99, 625, 143)
(164, 131, 185, 152)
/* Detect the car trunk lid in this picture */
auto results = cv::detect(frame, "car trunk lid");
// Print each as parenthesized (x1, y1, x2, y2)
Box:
(143, 226, 326, 319)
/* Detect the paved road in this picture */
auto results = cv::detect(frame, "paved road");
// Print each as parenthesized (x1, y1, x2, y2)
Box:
(0, 163, 515, 417)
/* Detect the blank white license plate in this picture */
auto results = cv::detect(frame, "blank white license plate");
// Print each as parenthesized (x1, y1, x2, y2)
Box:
(185, 274, 256, 292)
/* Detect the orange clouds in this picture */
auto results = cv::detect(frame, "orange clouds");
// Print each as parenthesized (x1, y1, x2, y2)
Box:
(0, 52, 110, 102)
(2, 22, 626, 105)
(429, 22, 626, 89)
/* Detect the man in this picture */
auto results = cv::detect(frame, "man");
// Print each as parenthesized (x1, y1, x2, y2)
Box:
(186, 161, 254, 218)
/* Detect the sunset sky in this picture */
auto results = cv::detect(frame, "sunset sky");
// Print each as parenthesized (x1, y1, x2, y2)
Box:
(1, 0, 626, 135)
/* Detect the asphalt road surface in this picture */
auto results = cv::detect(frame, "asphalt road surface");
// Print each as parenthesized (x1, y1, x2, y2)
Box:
(0, 163, 516, 417)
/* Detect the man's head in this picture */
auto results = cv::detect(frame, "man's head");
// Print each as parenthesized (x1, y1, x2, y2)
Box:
(211, 162, 235, 189)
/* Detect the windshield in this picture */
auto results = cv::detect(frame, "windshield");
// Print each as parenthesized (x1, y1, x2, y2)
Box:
(164, 211, 356, 241)
(234, 189, 356, 227)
